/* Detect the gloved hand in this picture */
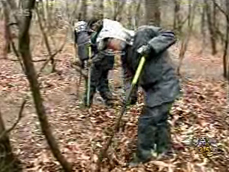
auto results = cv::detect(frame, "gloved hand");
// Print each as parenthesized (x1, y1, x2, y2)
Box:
(87, 58, 93, 67)
(80, 60, 87, 69)
(137, 44, 152, 57)
(80, 59, 93, 69)
(81, 58, 93, 69)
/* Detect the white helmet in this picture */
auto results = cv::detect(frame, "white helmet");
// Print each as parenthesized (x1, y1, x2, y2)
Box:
(96, 19, 135, 45)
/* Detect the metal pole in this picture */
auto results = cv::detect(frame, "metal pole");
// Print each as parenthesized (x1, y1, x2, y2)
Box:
(86, 45, 92, 106)
(96, 56, 146, 170)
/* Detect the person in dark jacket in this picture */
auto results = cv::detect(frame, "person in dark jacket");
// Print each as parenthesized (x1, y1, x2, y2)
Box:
(74, 20, 117, 107)
(87, 18, 139, 107)
(100, 24, 181, 165)
(73, 20, 96, 68)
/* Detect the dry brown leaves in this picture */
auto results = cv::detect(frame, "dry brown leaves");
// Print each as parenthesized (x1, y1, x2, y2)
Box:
(0, 29, 228, 171)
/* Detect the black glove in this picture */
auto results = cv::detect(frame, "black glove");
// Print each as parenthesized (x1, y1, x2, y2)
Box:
(81, 60, 89, 69)
(137, 44, 152, 57)
(80, 60, 85, 69)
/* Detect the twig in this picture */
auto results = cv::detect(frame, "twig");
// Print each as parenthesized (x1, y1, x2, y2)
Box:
(8, 58, 62, 62)
(0, 99, 27, 141)
(95, 102, 129, 172)
(35, 6, 56, 72)
(211, 0, 229, 23)
(70, 63, 87, 79)
(32, 59, 53, 62)
(37, 38, 67, 77)
(2, 11, 25, 72)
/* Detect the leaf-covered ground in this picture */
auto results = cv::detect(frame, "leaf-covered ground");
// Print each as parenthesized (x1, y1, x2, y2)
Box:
(0, 25, 228, 172)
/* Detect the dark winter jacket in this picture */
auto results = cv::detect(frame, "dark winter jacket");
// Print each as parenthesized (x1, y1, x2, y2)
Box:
(125, 25, 180, 106)
(126, 25, 177, 86)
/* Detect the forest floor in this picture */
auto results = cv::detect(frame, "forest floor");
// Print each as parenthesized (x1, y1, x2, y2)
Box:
(0, 23, 228, 172)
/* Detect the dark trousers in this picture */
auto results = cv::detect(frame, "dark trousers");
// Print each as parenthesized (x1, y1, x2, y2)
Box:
(120, 54, 138, 104)
(136, 77, 180, 161)
(84, 53, 114, 106)
(136, 102, 172, 161)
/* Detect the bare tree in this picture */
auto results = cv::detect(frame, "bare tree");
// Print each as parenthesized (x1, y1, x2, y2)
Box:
(0, 110, 22, 172)
(200, 0, 207, 54)
(17, 0, 72, 171)
(98, 0, 104, 18)
(80, 0, 87, 20)
(113, 0, 126, 21)
(133, 0, 142, 28)
(177, 0, 197, 75)
(1, 0, 11, 57)
(205, 0, 217, 55)
(173, 0, 184, 33)
(211, 0, 229, 79)
(106, 0, 126, 21)
(226, 0, 229, 79)
(35, 6, 57, 72)
(145, 0, 160, 26)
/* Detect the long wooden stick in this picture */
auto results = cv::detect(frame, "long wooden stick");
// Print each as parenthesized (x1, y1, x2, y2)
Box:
(95, 56, 146, 172)
(86, 46, 92, 106)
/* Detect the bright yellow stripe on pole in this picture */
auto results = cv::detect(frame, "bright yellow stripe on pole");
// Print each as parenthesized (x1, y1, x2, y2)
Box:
(132, 56, 145, 85)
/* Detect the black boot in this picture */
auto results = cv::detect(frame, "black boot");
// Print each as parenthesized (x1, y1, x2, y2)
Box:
(100, 91, 115, 107)
(83, 96, 93, 108)
(104, 99, 115, 107)
(128, 119, 158, 167)
(121, 93, 137, 106)
(83, 89, 95, 108)
(155, 122, 173, 159)
(129, 95, 137, 105)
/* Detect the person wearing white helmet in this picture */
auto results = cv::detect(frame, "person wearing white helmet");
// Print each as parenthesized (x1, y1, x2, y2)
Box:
(126, 25, 180, 166)
(73, 20, 95, 68)
(86, 18, 139, 107)
(91, 21, 181, 166)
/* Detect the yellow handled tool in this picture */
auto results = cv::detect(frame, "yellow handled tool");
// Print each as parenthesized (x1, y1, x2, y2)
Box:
(97, 55, 146, 166)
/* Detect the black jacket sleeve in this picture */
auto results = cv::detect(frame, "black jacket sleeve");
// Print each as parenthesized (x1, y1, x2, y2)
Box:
(74, 30, 78, 44)
(146, 26, 176, 55)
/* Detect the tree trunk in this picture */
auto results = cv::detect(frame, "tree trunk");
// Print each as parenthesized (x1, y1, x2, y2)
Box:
(177, 0, 197, 75)
(200, 4, 206, 53)
(223, 0, 229, 79)
(2, 0, 11, 57)
(112, 0, 126, 21)
(205, 0, 217, 55)
(36, 7, 56, 73)
(7, 0, 19, 23)
(18, 0, 72, 171)
(80, 0, 87, 20)
(145, 0, 160, 26)
(0, 111, 21, 172)
(134, 0, 142, 28)
(173, 0, 181, 32)
(98, 0, 104, 19)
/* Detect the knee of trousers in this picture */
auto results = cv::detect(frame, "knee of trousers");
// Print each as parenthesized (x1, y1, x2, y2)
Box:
(139, 106, 169, 126)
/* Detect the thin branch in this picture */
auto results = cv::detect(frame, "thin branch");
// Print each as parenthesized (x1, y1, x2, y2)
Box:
(70, 63, 88, 79)
(37, 39, 67, 77)
(0, 99, 27, 141)
(211, 0, 229, 22)
(6, 0, 19, 24)
(10, 39, 25, 72)
(35, 6, 56, 72)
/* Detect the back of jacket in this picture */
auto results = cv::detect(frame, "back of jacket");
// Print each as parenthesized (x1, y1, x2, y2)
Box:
(126, 25, 177, 87)
(74, 21, 99, 61)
